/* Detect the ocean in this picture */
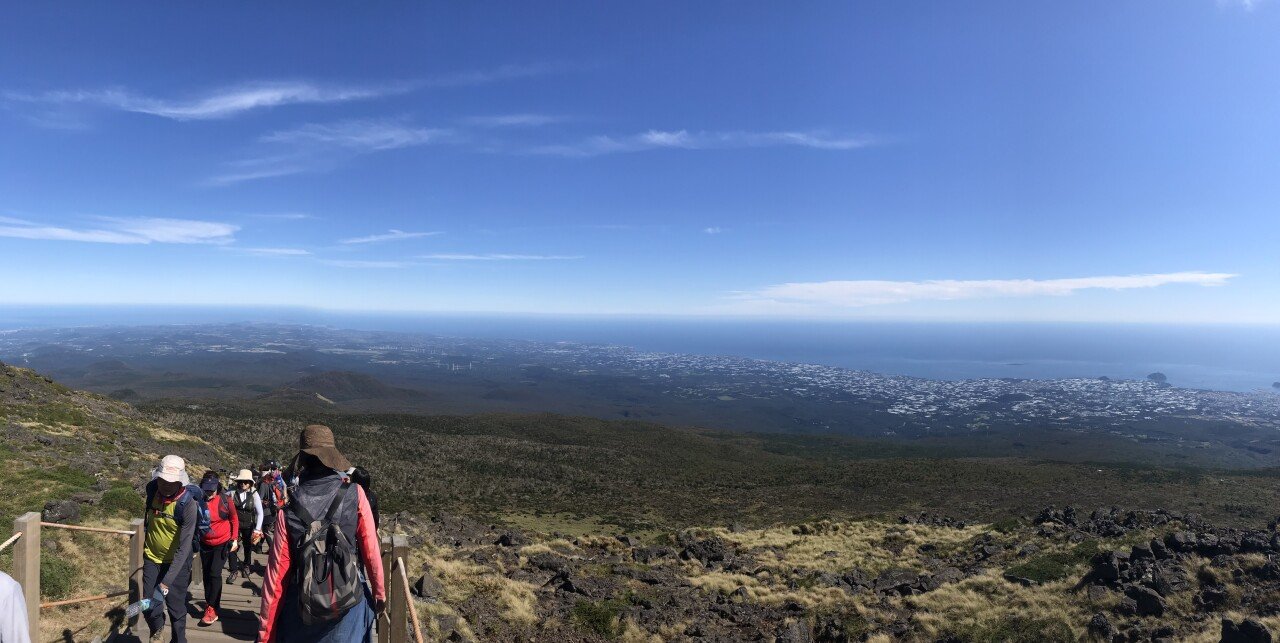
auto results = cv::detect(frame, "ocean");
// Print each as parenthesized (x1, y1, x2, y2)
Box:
(0, 305, 1277, 393)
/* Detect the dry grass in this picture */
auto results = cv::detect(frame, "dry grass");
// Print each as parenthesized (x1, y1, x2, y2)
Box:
(710, 519, 987, 576)
(37, 521, 135, 643)
(903, 568, 1088, 640)
(618, 619, 663, 643)
(410, 543, 539, 628)
(689, 569, 859, 611)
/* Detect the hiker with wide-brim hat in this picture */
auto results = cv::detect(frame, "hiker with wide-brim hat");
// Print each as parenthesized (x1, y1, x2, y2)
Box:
(142, 455, 199, 643)
(258, 425, 385, 643)
(226, 469, 262, 583)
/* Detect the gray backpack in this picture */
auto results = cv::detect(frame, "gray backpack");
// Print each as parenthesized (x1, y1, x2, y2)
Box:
(292, 481, 363, 623)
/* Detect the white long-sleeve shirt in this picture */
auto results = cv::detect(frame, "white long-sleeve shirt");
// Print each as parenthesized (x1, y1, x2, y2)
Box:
(232, 489, 264, 531)
(0, 571, 30, 643)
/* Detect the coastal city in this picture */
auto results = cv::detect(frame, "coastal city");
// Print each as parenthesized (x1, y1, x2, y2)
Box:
(1, 323, 1277, 436)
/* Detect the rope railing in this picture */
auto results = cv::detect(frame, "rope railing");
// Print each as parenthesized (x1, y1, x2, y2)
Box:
(7, 513, 147, 643)
(396, 556, 426, 643)
(0, 531, 20, 554)
(40, 522, 134, 536)
(40, 589, 130, 609)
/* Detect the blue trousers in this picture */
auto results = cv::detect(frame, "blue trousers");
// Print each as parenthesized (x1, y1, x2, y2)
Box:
(274, 583, 375, 643)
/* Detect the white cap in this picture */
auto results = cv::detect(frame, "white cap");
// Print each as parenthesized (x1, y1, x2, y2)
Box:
(156, 455, 187, 483)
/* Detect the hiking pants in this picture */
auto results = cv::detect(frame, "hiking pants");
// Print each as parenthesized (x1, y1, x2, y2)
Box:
(261, 512, 277, 554)
(142, 559, 190, 643)
(199, 542, 229, 609)
(230, 526, 255, 573)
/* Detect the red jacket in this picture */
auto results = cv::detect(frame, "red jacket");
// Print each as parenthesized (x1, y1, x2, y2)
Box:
(257, 484, 384, 642)
(201, 491, 239, 547)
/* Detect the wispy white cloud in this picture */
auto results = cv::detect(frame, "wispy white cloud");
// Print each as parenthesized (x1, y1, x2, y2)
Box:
(424, 62, 592, 88)
(208, 120, 452, 186)
(732, 272, 1237, 309)
(202, 154, 315, 187)
(420, 253, 583, 261)
(236, 247, 311, 256)
(1219, 0, 1264, 10)
(462, 113, 565, 128)
(261, 120, 451, 150)
(340, 229, 443, 245)
(704, 227, 723, 234)
(320, 259, 419, 269)
(252, 213, 313, 221)
(0, 216, 238, 245)
(530, 129, 875, 157)
(5, 80, 407, 121)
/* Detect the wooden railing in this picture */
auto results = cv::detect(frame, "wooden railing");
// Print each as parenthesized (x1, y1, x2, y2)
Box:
(9, 512, 422, 642)
(378, 534, 425, 643)
(7, 512, 146, 643)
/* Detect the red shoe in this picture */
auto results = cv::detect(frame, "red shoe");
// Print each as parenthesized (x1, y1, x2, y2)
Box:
(199, 605, 219, 626)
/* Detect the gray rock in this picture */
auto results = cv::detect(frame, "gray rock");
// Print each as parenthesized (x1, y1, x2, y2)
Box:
(1124, 584, 1165, 617)
(1169, 531, 1197, 552)
(775, 620, 814, 643)
(1222, 618, 1272, 643)
(495, 531, 526, 547)
(1086, 584, 1111, 602)
(412, 573, 444, 600)
(1114, 595, 1138, 616)
(1088, 612, 1114, 640)
(42, 499, 80, 524)
(873, 568, 920, 595)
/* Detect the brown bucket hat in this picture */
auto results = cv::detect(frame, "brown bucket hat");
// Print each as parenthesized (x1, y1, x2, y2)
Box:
(294, 424, 353, 472)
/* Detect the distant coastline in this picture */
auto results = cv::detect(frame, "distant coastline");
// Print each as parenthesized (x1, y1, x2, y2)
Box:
(0, 305, 1277, 393)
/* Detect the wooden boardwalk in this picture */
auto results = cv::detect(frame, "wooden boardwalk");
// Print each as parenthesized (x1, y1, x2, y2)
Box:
(184, 560, 262, 643)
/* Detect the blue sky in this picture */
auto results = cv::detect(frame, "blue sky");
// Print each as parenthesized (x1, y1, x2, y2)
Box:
(2, 1, 1278, 322)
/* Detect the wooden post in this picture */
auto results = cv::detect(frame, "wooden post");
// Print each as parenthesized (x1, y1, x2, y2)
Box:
(129, 518, 145, 630)
(378, 535, 392, 643)
(389, 534, 408, 643)
(13, 512, 40, 643)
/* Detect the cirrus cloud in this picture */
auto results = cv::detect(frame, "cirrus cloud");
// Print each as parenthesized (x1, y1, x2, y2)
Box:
(420, 253, 582, 261)
(340, 229, 443, 244)
(0, 216, 238, 245)
(530, 129, 876, 157)
(4, 80, 408, 121)
(733, 272, 1237, 308)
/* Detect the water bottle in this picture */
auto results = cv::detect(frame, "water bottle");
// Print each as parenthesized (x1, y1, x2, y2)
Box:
(123, 598, 152, 619)
(124, 587, 167, 618)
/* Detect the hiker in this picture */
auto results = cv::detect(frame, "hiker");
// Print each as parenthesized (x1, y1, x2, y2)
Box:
(0, 571, 30, 643)
(258, 425, 385, 643)
(226, 469, 263, 582)
(197, 471, 238, 626)
(142, 455, 199, 643)
(258, 459, 289, 553)
(348, 466, 380, 530)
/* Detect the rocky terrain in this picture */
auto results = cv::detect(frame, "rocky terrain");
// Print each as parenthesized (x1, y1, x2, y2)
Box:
(6, 361, 1280, 641)
(383, 506, 1280, 642)
(0, 359, 235, 640)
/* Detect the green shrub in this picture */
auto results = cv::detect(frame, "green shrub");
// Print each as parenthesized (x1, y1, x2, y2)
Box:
(949, 615, 1076, 643)
(571, 599, 625, 638)
(41, 555, 77, 599)
(100, 486, 143, 516)
(1004, 540, 1100, 584)
(34, 403, 89, 427)
(990, 516, 1023, 534)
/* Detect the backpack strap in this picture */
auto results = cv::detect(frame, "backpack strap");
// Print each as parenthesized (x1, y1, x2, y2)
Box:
(171, 486, 190, 524)
(324, 482, 354, 524)
(144, 479, 156, 517)
(291, 481, 351, 526)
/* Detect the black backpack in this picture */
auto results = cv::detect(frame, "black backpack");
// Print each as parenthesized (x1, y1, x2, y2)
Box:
(292, 481, 363, 624)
